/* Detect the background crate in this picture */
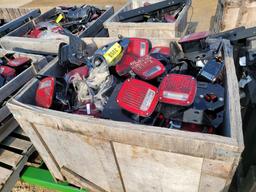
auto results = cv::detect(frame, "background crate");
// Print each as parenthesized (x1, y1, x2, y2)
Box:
(0, 9, 40, 37)
(0, 49, 47, 144)
(7, 37, 243, 192)
(7, 5, 114, 39)
(0, 49, 47, 104)
(0, 8, 33, 22)
(104, 0, 190, 38)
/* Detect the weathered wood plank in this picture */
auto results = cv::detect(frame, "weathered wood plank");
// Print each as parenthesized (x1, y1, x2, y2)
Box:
(113, 142, 203, 192)
(37, 125, 124, 192)
(0, 167, 12, 187)
(199, 174, 227, 192)
(16, 119, 64, 180)
(0, 106, 11, 123)
(0, 136, 35, 192)
(0, 149, 22, 168)
(1, 136, 32, 153)
(0, 117, 19, 144)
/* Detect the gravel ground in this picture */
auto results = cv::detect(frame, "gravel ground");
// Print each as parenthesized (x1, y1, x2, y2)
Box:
(12, 180, 55, 192)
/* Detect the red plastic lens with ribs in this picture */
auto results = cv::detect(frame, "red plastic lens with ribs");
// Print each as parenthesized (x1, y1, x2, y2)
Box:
(159, 74, 197, 106)
(130, 55, 165, 80)
(116, 38, 151, 76)
(35, 76, 55, 108)
(126, 38, 150, 57)
(116, 79, 158, 117)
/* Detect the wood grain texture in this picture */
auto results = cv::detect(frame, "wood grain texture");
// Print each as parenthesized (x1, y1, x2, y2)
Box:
(113, 142, 203, 192)
(0, 167, 12, 187)
(37, 125, 123, 192)
(0, 149, 22, 168)
(1, 136, 32, 153)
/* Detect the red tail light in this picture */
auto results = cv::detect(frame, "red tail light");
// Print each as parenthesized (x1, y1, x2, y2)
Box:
(116, 38, 151, 76)
(64, 66, 89, 83)
(130, 55, 165, 80)
(126, 38, 150, 57)
(116, 79, 158, 117)
(28, 28, 43, 38)
(35, 77, 55, 108)
(7, 57, 31, 67)
(150, 46, 170, 56)
(159, 74, 197, 106)
(115, 54, 134, 76)
(0, 66, 16, 78)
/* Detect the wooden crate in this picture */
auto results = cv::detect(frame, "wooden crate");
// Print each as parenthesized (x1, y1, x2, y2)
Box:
(6, 6, 114, 39)
(0, 50, 47, 144)
(0, 49, 47, 104)
(212, 0, 256, 32)
(0, 8, 34, 22)
(0, 126, 35, 192)
(104, 0, 190, 38)
(7, 38, 243, 192)
(0, 9, 40, 37)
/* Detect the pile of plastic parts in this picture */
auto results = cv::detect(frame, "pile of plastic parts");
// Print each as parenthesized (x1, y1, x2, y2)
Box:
(26, 5, 104, 38)
(118, 0, 187, 23)
(35, 33, 226, 135)
(0, 53, 31, 88)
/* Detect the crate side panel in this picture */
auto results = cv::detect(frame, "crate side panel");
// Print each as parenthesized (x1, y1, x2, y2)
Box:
(113, 142, 203, 192)
(35, 124, 124, 192)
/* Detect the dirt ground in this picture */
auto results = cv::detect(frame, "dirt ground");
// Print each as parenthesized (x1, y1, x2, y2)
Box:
(12, 180, 55, 192)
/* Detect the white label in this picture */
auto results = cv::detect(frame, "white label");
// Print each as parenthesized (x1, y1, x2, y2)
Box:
(144, 66, 161, 77)
(163, 91, 189, 101)
(196, 60, 205, 68)
(140, 89, 155, 111)
(239, 56, 246, 66)
(140, 42, 146, 57)
(86, 103, 91, 115)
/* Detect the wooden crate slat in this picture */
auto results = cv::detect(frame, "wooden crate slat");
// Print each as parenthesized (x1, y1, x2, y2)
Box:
(0, 136, 35, 192)
(0, 106, 11, 123)
(0, 149, 23, 168)
(1, 136, 32, 153)
(0, 166, 12, 187)
(12, 127, 26, 137)
(0, 117, 19, 144)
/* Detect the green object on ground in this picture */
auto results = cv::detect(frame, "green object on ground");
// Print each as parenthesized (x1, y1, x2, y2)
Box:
(21, 166, 88, 192)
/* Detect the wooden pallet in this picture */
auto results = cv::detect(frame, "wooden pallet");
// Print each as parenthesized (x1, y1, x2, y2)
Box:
(0, 127, 35, 192)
